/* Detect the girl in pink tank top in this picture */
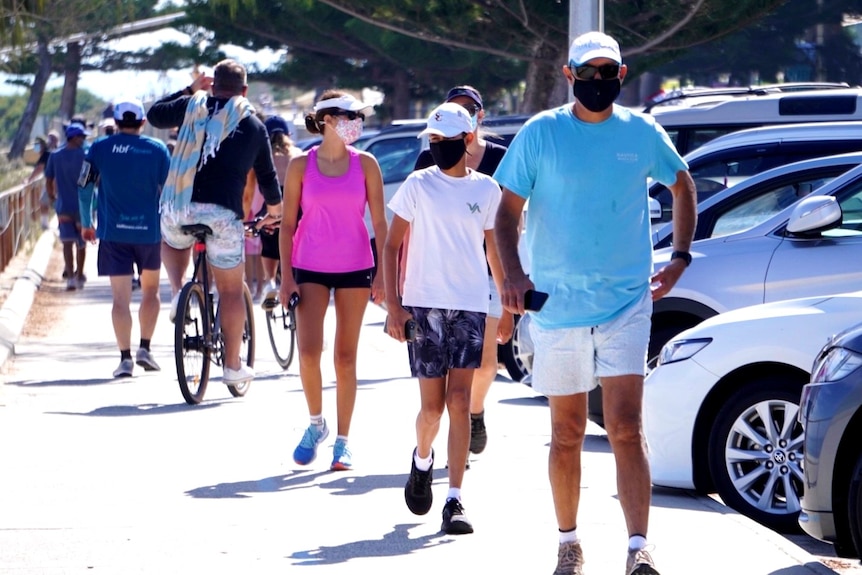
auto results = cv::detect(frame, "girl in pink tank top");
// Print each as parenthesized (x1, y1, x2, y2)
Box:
(277, 90, 388, 472)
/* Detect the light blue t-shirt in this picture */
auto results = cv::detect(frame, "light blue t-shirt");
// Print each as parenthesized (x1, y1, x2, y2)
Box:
(493, 104, 687, 328)
(80, 133, 171, 244)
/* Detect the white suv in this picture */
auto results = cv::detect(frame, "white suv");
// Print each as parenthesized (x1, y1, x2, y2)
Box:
(646, 83, 862, 154)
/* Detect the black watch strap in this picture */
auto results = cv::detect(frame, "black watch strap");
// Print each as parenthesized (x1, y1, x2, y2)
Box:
(671, 250, 692, 267)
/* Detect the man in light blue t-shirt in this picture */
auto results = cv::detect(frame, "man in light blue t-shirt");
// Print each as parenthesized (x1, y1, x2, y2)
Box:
(493, 31, 696, 575)
(78, 97, 171, 379)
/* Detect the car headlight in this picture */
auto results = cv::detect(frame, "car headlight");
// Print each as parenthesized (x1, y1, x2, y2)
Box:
(657, 337, 711, 366)
(811, 347, 862, 383)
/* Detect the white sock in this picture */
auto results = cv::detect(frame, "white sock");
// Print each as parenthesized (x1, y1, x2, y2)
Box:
(413, 448, 433, 471)
(446, 487, 461, 501)
(336, 435, 348, 444)
(559, 528, 579, 545)
(628, 535, 647, 551)
(310, 414, 324, 427)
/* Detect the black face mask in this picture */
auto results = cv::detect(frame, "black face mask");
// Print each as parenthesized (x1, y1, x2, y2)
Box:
(429, 138, 466, 170)
(573, 78, 621, 113)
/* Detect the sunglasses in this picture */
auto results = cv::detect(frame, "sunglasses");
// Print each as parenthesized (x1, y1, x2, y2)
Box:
(462, 103, 481, 116)
(572, 63, 620, 81)
(333, 110, 365, 121)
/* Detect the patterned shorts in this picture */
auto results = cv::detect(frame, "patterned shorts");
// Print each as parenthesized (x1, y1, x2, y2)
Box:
(161, 202, 244, 269)
(406, 307, 487, 379)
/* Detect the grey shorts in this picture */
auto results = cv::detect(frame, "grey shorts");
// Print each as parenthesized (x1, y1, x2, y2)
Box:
(406, 307, 487, 379)
(161, 203, 244, 269)
(530, 289, 652, 396)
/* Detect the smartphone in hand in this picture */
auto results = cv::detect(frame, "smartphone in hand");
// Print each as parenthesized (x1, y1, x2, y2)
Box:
(524, 289, 549, 311)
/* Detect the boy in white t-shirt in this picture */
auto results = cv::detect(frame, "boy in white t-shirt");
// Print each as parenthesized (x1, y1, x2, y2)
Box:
(382, 102, 504, 535)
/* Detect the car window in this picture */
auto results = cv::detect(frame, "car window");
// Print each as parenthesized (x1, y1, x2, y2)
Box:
(711, 176, 837, 238)
(827, 180, 862, 236)
(365, 137, 423, 185)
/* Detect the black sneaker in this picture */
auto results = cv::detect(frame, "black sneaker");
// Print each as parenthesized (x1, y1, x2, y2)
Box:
(470, 411, 487, 454)
(404, 449, 434, 515)
(441, 498, 474, 535)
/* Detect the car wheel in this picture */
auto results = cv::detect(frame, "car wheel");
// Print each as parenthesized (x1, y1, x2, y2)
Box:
(499, 314, 532, 382)
(708, 379, 804, 533)
(846, 450, 862, 557)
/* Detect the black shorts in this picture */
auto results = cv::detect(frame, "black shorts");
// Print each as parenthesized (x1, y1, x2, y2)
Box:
(294, 267, 373, 290)
(260, 228, 279, 260)
(97, 241, 160, 276)
(406, 307, 486, 378)
(369, 237, 378, 281)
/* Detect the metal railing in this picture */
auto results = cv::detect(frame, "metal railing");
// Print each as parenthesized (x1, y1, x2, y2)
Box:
(0, 177, 43, 274)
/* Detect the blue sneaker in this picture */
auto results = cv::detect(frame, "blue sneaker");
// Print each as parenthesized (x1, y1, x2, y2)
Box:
(293, 421, 329, 465)
(330, 438, 353, 471)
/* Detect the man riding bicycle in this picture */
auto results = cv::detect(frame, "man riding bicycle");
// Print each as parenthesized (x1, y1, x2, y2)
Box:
(147, 59, 282, 385)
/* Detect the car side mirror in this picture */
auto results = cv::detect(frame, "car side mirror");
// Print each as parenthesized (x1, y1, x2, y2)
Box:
(786, 196, 842, 236)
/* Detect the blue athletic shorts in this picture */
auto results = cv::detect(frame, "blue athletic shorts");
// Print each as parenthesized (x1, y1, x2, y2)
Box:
(57, 213, 84, 247)
(97, 241, 160, 276)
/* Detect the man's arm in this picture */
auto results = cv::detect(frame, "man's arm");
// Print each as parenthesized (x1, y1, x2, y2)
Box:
(650, 169, 697, 300)
(252, 130, 281, 210)
(494, 188, 532, 314)
(146, 74, 211, 129)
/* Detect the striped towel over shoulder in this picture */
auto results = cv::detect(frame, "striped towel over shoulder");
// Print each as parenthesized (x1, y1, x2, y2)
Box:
(160, 91, 256, 214)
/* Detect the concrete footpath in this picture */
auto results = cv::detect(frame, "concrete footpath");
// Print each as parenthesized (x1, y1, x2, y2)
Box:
(0, 232, 858, 575)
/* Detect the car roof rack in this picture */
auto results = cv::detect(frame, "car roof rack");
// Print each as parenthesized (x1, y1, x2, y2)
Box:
(643, 82, 854, 113)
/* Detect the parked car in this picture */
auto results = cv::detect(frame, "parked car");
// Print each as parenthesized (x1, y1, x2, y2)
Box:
(652, 161, 862, 366)
(645, 84, 862, 155)
(652, 151, 862, 248)
(507, 152, 862, 391)
(643, 290, 862, 533)
(649, 120, 862, 226)
(799, 320, 862, 558)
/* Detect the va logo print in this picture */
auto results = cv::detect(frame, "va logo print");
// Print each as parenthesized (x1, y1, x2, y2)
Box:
(467, 202, 480, 213)
(434, 112, 442, 122)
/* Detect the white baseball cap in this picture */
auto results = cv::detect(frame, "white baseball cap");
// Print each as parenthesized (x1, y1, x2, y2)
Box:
(568, 31, 622, 66)
(418, 102, 474, 138)
(113, 98, 145, 121)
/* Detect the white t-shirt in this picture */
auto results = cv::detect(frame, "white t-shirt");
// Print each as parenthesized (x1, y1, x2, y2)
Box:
(389, 166, 501, 313)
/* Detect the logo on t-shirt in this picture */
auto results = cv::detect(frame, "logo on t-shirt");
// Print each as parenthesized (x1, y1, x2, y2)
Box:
(467, 202, 480, 214)
(616, 152, 638, 163)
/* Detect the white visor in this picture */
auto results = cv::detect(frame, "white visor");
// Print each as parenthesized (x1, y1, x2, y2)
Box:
(312, 95, 375, 116)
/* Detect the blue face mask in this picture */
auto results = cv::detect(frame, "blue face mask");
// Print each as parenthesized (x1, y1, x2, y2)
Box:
(34, 143, 41, 152)
(470, 113, 478, 131)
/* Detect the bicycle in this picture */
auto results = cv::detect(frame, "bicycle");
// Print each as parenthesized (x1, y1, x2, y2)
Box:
(174, 223, 255, 405)
(246, 219, 298, 370)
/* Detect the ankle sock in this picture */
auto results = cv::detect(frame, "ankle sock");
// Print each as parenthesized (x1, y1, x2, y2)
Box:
(413, 449, 433, 471)
(120, 349, 132, 361)
(446, 487, 461, 501)
(310, 414, 324, 427)
(139, 339, 151, 352)
(628, 534, 647, 552)
(559, 527, 579, 545)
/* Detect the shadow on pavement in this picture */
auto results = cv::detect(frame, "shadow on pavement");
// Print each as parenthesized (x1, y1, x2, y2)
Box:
(47, 401, 222, 416)
(289, 523, 453, 565)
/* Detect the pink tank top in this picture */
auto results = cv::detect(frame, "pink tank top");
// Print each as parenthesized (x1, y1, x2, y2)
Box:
(292, 146, 373, 272)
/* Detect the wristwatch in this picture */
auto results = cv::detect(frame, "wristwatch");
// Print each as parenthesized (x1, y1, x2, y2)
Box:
(671, 250, 692, 267)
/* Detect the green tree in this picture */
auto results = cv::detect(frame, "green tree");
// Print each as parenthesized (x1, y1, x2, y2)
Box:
(652, 0, 862, 86)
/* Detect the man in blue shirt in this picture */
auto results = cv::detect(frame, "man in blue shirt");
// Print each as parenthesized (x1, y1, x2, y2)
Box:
(494, 32, 697, 575)
(78, 98, 171, 378)
(45, 122, 88, 291)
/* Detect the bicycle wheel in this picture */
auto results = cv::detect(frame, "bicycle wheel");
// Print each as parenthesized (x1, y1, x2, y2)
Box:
(228, 284, 256, 397)
(174, 282, 211, 405)
(266, 299, 296, 370)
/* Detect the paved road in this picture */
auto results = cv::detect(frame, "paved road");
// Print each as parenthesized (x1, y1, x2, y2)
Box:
(0, 238, 861, 574)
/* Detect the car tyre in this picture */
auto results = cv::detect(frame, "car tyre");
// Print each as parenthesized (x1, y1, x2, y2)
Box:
(707, 378, 804, 533)
(845, 450, 862, 558)
(500, 314, 532, 382)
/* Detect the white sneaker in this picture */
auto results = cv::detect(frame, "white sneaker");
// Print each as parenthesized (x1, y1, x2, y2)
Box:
(135, 348, 161, 371)
(169, 292, 181, 323)
(113, 358, 134, 378)
(223, 364, 254, 385)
